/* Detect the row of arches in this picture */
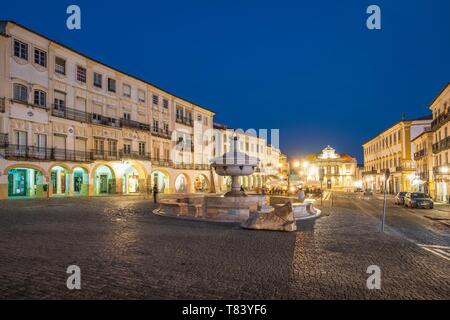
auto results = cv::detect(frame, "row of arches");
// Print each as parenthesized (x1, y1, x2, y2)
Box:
(220, 175, 264, 192)
(4, 162, 212, 198)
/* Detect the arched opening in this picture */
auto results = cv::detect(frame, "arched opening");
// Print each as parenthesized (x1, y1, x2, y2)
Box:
(122, 165, 141, 194)
(7, 167, 45, 198)
(50, 166, 69, 196)
(249, 175, 254, 191)
(151, 170, 169, 193)
(175, 174, 189, 193)
(222, 176, 232, 192)
(242, 176, 249, 190)
(73, 167, 89, 196)
(194, 175, 209, 193)
(94, 165, 116, 195)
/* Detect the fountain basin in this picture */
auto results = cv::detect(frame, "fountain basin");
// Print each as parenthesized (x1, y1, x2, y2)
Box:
(154, 194, 269, 222)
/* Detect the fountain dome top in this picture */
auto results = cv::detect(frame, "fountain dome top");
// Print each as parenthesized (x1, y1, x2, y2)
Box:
(210, 150, 259, 166)
(210, 136, 259, 167)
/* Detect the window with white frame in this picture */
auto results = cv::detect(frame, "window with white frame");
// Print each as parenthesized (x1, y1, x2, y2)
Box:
(34, 48, 47, 67)
(138, 89, 146, 103)
(152, 94, 159, 105)
(33, 90, 46, 107)
(53, 91, 66, 110)
(76, 66, 86, 83)
(55, 57, 66, 75)
(123, 112, 131, 120)
(123, 84, 131, 97)
(163, 98, 169, 109)
(13, 84, 28, 102)
(93, 72, 102, 88)
(14, 40, 28, 60)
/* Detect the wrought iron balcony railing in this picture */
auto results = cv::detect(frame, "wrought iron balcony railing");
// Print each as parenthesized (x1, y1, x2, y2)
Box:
(4, 145, 52, 160)
(150, 158, 173, 167)
(433, 166, 450, 175)
(90, 149, 120, 161)
(414, 149, 426, 160)
(120, 118, 150, 131)
(52, 105, 91, 123)
(3, 145, 92, 162)
(431, 113, 450, 130)
(176, 116, 193, 127)
(151, 126, 172, 140)
(119, 150, 151, 160)
(432, 136, 450, 154)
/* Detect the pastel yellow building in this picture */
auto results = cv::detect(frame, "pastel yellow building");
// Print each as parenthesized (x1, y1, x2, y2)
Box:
(0, 21, 285, 199)
(362, 117, 431, 194)
(298, 146, 357, 192)
(429, 83, 450, 201)
(412, 129, 433, 195)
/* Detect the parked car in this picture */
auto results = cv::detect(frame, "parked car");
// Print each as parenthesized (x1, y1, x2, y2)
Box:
(354, 188, 363, 193)
(404, 192, 434, 209)
(394, 192, 407, 205)
(363, 189, 373, 196)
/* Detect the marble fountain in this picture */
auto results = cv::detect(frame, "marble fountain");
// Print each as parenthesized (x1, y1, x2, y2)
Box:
(153, 137, 320, 230)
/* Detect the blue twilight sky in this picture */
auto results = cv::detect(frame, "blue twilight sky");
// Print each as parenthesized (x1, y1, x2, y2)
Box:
(2, 0, 450, 162)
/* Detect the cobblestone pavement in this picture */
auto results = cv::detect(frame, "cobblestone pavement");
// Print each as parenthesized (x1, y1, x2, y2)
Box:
(0, 194, 449, 299)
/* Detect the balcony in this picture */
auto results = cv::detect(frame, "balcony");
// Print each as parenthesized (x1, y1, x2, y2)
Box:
(433, 166, 450, 175)
(3, 145, 93, 162)
(4, 145, 53, 160)
(432, 136, 450, 154)
(52, 105, 91, 123)
(120, 118, 150, 131)
(119, 150, 151, 160)
(176, 116, 193, 127)
(395, 161, 416, 172)
(362, 169, 378, 176)
(90, 149, 119, 161)
(92, 117, 120, 128)
(0, 97, 5, 113)
(151, 126, 172, 140)
(414, 149, 426, 160)
(431, 112, 450, 130)
(150, 158, 173, 167)
(52, 148, 92, 162)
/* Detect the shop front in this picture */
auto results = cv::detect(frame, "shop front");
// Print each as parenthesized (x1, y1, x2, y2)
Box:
(8, 167, 45, 198)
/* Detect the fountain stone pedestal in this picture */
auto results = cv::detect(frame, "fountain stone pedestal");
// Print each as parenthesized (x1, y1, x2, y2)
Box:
(154, 137, 271, 222)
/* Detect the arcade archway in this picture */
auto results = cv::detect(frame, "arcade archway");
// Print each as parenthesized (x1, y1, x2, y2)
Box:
(151, 170, 169, 193)
(94, 165, 116, 195)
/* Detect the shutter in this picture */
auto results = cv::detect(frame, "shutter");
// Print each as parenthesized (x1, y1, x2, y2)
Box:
(93, 104, 103, 115)
(75, 139, 86, 152)
(76, 97, 86, 112)
(54, 91, 66, 102)
(106, 106, 116, 117)
(54, 135, 66, 149)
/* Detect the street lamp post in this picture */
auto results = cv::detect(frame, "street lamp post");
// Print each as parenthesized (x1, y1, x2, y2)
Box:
(381, 169, 390, 233)
(319, 168, 325, 206)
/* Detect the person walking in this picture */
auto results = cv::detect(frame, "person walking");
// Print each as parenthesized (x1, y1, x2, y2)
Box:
(153, 183, 159, 204)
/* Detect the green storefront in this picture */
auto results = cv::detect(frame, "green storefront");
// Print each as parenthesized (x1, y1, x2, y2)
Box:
(8, 168, 44, 198)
